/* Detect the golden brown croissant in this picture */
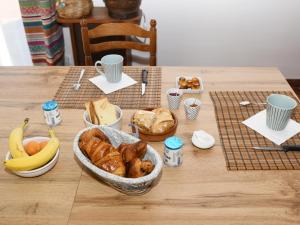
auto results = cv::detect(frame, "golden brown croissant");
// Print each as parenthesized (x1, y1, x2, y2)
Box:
(93, 148, 126, 177)
(79, 129, 126, 177)
(80, 128, 111, 145)
(127, 158, 155, 178)
(79, 128, 154, 178)
(117, 141, 147, 163)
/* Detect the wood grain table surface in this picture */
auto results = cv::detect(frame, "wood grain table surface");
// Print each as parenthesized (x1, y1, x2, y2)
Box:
(0, 66, 299, 225)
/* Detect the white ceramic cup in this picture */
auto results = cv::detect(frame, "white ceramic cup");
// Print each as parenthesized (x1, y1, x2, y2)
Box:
(184, 98, 202, 120)
(167, 88, 183, 110)
(95, 54, 123, 83)
(266, 94, 297, 131)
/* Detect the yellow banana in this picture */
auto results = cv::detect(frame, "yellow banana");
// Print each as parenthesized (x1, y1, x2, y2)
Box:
(8, 118, 29, 158)
(4, 129, 60, 171)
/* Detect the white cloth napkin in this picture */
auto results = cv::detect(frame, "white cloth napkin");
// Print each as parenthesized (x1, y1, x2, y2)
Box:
(89, 73, 137, 94)
(242, 110, 300, 145)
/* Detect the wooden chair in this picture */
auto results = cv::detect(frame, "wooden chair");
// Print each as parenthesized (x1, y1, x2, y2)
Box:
(80, 19, 157, 66)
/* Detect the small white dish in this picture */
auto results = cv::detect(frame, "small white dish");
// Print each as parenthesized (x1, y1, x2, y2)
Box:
(83, 105, 123, 130)
(192, 130, 215, 149)
(176, 76, 204, 94)
(5, 136, 60, 177)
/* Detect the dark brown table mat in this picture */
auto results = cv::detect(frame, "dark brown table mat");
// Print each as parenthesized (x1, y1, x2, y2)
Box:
(210, 91, 300, 170)
(54, 66, 161, 109)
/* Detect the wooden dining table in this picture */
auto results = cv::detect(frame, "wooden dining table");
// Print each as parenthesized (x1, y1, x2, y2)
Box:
(0, 66, 299, 225)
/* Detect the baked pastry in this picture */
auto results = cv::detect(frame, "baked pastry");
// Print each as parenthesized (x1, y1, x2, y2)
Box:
(191, 77, 200, 89)
(151, 108, 174, 134)
(79, 128, 126, 177)
(132, 110, 156, 132)
(79, 128, 154, 178)
(178, 77, 187, 89)
(79, 128, 111, 146)
(178, 77, 201, 89)
(118, 141, 147, 163)
(85, 97, 117, 125)
(187, 80, 193, 89)
(191, 77, 199, 82)
(127, 158, 155, 178)
(132, 108, 175, 134)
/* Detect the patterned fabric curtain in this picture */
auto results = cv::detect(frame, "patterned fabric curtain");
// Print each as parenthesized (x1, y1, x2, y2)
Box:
(19, 0, 64, 65)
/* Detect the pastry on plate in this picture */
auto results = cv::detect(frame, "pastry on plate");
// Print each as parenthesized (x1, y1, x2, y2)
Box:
(187, 80, 193, 89)
(178, 76, 201, 90)
(191, 77, 200, 89)
(178, 77, 188, 89)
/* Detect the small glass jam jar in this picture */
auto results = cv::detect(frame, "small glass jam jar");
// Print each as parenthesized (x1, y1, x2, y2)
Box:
(42, 100, 62, 126)
(163, 136, 184, 167)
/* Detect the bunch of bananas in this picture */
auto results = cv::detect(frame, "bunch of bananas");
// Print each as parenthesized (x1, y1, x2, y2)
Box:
(4, 118, 60, 171)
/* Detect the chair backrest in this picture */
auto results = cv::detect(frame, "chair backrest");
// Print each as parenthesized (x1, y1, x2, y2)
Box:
(80, 19, 157, 66)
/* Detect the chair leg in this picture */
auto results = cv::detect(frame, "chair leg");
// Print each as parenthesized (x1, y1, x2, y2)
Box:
(126, 49, 132, 66)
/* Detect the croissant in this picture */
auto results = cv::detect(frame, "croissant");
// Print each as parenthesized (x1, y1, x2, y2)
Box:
(80, 128, 111, 145)
(79, 128, 155, 178)
(79, 129, 126, 177)
(117, 141, 147, 163)
(127, 158, 155, 178)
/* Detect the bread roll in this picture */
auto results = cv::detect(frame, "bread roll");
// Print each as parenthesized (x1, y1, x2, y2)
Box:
(151, 108, 174, 134)
(132, 110, 156, 132)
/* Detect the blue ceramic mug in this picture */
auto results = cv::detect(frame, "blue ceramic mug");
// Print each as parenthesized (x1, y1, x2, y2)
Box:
(266, 94, 297, 131)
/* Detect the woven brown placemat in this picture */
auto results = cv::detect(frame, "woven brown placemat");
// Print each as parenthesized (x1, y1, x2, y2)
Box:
(210, 91, 300, 170)
(54, 66, 161, 109)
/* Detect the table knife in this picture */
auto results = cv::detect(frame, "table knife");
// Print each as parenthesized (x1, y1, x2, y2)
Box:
(253, 145, 300, 152)
(141, 69, 148, 96)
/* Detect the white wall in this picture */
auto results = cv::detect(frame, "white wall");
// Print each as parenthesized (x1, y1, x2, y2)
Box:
(93, 0, 300, 78)
(1, 0, 299, 78)
(0, 0, 32, 66)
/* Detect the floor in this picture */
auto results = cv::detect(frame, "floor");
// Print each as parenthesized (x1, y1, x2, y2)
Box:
(287, 79, 300, 98)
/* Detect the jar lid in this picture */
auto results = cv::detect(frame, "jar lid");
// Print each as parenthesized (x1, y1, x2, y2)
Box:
(42, 100, 58, 111)
(164, 136, 183, 150)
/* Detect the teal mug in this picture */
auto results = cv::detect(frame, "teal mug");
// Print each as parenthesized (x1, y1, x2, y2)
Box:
(266, 94, 297, 131)
(95, 54, 123, 83)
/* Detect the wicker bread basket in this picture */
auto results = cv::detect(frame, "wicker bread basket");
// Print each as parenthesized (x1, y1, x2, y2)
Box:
(131, 109, 178, 142)
(73, 126, 163, 195)
(56, 0, 93, 19)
